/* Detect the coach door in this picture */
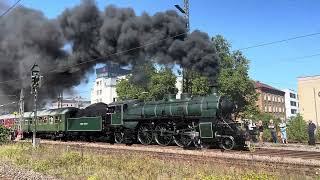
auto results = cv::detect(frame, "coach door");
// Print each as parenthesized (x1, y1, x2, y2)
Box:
(111, 105, 123, 125)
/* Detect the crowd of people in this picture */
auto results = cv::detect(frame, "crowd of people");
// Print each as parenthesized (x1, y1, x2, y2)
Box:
(245, 119, 317, 146)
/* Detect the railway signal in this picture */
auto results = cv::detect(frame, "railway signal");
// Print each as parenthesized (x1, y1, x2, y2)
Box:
(31, 63, 42, 148)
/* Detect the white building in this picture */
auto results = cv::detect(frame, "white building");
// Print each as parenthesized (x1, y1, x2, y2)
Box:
(91, 64, 130, 104)
(90, 65, 184, 104)
(283, 89, 299, 119)
(91, 75, 127, 104)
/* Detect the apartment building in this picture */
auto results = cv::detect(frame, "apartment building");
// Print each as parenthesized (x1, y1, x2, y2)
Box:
(91, 64, 130, 104)
(297, 75, 320, 126)
(255, 81, 286, 119)
(283, 89, 299, 118)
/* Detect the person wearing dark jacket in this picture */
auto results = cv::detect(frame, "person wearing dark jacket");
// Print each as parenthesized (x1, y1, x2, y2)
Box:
(308, 120, 316, 145)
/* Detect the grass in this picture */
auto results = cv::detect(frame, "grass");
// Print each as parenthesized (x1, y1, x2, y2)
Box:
(0, 143, 317, 180)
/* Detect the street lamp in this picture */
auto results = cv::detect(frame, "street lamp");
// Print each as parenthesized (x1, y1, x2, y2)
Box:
(174, 4, 185, 14)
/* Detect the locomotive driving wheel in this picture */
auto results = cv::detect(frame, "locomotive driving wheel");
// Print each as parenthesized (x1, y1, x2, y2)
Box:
(114, 131, 124, 144)
(173, 132, 192, 148)
(137, 124, 153, 145)
(154, 123, 172, 146)
(220, 136, 235, 150)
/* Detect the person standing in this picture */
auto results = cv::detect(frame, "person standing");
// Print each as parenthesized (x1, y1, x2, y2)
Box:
(248, 120, 257, 142)
(279, 120, 287, 144)
(257, 120, 264, 144)
(268, 119, 277, 143)
(308, 120, 316, 145)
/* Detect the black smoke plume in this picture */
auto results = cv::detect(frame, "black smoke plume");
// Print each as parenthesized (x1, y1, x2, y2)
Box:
(0, 0, 219, 111)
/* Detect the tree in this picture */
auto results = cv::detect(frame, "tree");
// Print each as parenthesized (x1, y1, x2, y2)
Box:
(212, 35, 258, 118)
(189, 35, 258, 118)
(287, 114, 308, 142)
(116, 65, 178, 101)
(191, 74, 211, 96)
(115, 77, 145, 100)
(149, 68, 178, 100)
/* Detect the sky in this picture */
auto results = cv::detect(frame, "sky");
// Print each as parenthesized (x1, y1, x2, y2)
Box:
(6, 0, 320, 99)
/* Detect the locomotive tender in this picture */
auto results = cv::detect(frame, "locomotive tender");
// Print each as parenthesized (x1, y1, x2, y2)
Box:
(19, 92, 247, 150)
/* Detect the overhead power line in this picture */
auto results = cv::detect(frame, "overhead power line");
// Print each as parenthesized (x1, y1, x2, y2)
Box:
(0, 31, 320, 85)
(237, 32, 320, 51)
(0, 0, 22, 18)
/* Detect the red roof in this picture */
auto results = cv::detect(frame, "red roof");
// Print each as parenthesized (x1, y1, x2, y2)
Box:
(255, 81, 284, 93)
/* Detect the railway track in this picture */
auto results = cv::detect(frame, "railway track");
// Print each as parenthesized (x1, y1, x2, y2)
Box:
(19, 141, 320, 175)
(15, 140, 320, 176)
(18, 140, 320, 164)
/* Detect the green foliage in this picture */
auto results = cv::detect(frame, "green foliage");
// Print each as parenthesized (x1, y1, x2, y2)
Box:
(148, 68, 178, 100)
(287, 114, 308, 142)
(115, 77, 145, 100)
(212, 35, 258, 118)
(317, 128, 320, 142)
(116, 65, 177, 101)
(0, 125, 9, 144)
(191, 75, 211, 95)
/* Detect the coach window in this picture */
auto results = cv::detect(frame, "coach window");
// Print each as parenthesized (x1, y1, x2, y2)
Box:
(38, 117, 42, 124)
(54, 116, 60, 124)
(43, 116, 48, 124)
(49, 116, 54, 124)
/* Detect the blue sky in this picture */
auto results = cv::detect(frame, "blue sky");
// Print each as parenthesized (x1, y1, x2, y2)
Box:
(10, 0, 320, 99)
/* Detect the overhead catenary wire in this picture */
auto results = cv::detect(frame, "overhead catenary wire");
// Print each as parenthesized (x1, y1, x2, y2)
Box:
(0, 0, 22, 18)
(237, 32, 320, 51)
(0, 31, 320, 85)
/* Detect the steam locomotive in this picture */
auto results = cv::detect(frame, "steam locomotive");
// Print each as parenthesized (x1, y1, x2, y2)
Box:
(17, 92, 247, 150)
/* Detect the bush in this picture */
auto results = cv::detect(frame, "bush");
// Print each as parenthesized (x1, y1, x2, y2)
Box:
(287, 115, 308, 142)
(0, 125, 10, 144)
(317, 128, 320, 142)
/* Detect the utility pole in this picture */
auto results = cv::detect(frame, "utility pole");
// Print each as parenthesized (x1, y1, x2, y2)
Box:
(175, 0, 191, 93)
(18, 89, 24, 139)
(31, 64, 42, 148)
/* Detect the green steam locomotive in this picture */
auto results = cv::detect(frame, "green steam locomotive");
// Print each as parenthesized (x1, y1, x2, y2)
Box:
(21, 92, 247, 150)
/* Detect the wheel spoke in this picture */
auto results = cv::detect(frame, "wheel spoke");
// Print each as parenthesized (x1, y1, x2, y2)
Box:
(138, 124, 153, 145)
(155, 124, 172, 146)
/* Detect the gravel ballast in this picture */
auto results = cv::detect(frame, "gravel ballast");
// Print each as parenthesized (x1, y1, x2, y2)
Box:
(0, 161, 59, 180)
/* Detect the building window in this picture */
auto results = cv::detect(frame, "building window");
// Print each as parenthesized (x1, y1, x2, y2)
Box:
(100, 98, 102, 102)
(264, 94, 267, 101)
(290, 93, 296, 99)
(291, 109, 297, 114)
(290, 101, 297, 107)
(269, 106, 272, 112)
(100, 90, 102, 95)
